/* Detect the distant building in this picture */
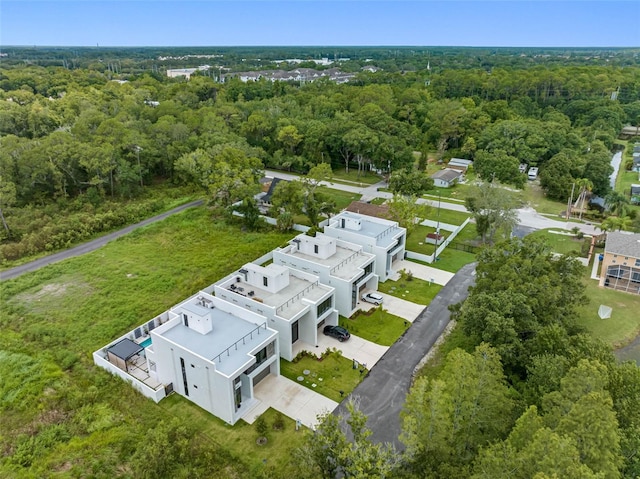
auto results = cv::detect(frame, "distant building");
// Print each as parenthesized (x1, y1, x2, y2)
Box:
(599, 231, 640, 295)
(431, 168, 463, 188)
(447, 158, 473, 172)
(166, 65, 210, 79)
(631, 184, 640, 205)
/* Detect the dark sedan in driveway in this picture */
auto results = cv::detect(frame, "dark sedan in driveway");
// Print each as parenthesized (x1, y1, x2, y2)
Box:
(323, 325, 350, 342)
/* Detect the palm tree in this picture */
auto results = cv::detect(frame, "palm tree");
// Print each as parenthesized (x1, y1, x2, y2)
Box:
(599, 216, 622, 233)
(605, 191, 629, 217)
(574, 178, 593, 221)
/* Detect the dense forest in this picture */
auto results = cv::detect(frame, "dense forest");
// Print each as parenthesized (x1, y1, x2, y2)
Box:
(1, 47, 640, 478)
(2, 47, 640, 261)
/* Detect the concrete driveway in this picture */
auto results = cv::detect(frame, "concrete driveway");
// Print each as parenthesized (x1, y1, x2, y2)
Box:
(245, 374, 338, 429)
(393, 259, 455, 286)
(360, 292, 425, 322)
(294, 333, 389, 370)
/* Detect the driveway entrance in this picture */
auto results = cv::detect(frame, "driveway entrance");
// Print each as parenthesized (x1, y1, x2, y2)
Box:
(243, 374, 338, 429)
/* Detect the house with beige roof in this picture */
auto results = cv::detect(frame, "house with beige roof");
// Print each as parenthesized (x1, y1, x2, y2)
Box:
(599, 231, 640, 295)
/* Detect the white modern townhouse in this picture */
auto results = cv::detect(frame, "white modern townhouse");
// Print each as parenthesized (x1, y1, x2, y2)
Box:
(323, 211, 407, 282)
(212, 262, 338, 361)
(273, 232, 378, 317)
(94, 292, 279, 425)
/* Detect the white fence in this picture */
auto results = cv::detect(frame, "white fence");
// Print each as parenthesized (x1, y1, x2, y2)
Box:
(93, 352, 166, 403)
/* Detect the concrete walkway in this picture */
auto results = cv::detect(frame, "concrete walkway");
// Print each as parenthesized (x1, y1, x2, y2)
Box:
(334, 262, 477, 449)
(244, 374, 338, 429)
(392, 258, 455, 286)
(375, 293, 426, 321)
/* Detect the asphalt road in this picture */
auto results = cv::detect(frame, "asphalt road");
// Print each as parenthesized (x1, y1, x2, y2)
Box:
(0, 200, 204, 281)
(333, 262, 477, 449)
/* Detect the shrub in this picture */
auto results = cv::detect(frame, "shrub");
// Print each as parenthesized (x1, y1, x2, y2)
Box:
(255, 416, 268, 437)
(272, 412, 285, 431)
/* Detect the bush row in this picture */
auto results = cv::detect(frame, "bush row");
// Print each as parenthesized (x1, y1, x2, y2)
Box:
(1, 200, 165, 261)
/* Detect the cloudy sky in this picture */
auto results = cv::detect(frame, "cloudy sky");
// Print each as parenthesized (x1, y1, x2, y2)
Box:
(2, 1, 639, 47)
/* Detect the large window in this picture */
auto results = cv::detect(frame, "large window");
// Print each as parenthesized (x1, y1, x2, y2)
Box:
(317, 297, 332, 317)
(180, 357, 189, 397)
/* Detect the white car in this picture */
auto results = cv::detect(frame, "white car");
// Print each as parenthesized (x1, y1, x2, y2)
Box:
(361, 292, 383, 305)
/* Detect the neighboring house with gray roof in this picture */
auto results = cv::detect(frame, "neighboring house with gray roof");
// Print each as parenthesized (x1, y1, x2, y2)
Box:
(431, 168, 463, 188)
(599, 231, 640, 295)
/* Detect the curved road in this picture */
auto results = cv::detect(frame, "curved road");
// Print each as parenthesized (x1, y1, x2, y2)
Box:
(0, 200, 204, 281)
(334, 262, 477, 449)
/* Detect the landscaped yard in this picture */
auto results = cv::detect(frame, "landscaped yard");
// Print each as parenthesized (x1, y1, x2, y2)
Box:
(421, 206, 471, 226)
(339, 308, 410, 346)
(527, 228, 589, 256)
(280, 351, 365, 401)
(576, 264, 640, 348)
(378, 276, 443, 305)
(160, 397, 301, 475)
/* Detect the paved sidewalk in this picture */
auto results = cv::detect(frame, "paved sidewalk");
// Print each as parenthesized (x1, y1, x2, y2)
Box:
(245, 374, 338, 429)
(393, 258, 455, 286)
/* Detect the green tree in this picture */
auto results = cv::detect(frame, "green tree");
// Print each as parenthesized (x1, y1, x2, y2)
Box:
(464, 182, 519, 244)
(402, 344, 515, 476)
(295, 401, 397, 479)
(388, 168, 434, 197)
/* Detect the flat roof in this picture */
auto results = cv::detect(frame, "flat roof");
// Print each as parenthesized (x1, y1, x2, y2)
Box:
(283, 242, 374, 280)
(331, 212, 404, 249)
(233, 274, 331, 320)
(160, 308, 273, 376)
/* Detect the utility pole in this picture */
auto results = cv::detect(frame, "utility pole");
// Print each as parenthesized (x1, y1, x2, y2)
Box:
(566, 182, 576, 220)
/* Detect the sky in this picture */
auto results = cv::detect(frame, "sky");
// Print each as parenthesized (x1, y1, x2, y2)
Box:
(1, 1, 639, 48)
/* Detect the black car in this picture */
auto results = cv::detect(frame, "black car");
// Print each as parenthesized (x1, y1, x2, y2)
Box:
(323, 325, 350, 342)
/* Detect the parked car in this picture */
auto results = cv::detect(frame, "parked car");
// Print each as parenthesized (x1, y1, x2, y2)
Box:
(323, 325, 350, 342)
(361, 292, 383, 305)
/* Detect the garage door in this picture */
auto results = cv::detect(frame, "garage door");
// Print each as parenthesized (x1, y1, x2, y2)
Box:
(253, 366, 271, 386)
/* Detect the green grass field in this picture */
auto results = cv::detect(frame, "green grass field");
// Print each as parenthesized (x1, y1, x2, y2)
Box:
(329, 168, 382, 185)
(0, 207, 299, 475)
(378, 276, 443, 305)
(527, 229, 590, 256)
(520, 183, 568, 216)
(576, 264, 640, 348)
(317, 186, 362, 210)
(280, 351, 365, 401)
(339, 308, 410, 346)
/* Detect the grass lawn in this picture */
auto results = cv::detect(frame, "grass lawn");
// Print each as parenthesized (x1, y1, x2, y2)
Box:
(330, 168, 382, 185)
(407, 249, 477, 273)
(378, 276, 443, 305)
(0, 207, 296, 475)
(422, 207, 471, 226)
(339, 307, 410, 346)
(527, 229, 589, 256)
(317, 186, 362, 210)
(520, 183, 568, 216)
(406, 225, 438, 255)
(280, 351, 365, 401)
(161, 397, 301, 475)
(576, 266, 640, 348)
(370, 197, 387, 205)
